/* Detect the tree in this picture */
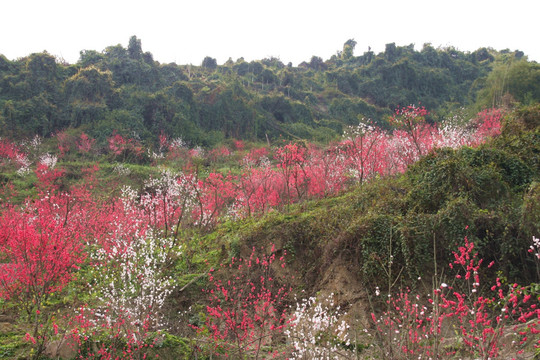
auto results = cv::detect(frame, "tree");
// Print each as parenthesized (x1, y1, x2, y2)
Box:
(0, 170, 86, 359)
(342, 38, 357, 61)
(340, 120, 385, 184)
(476, 57, 540, 108)
(103, 42, 155, 86)
(390, 104, 430, 158)
(202, 56, 217, 70)
(275, 142, 308, 204)
(258, 68, 277, 84)
(250, 61, 264, 75)
(63, 66, 114, 126)
(505, 60, 540, 105)
(128, 35, 143, 61)
(384, 42, 397, 62)
(78, 49, 105, 67)
(200, 245, 291, 359)
(25, 52, 60, 95)
(233, 60, 249, 76)
(64, 66, 114, 103)
(308, 56, 326, 71)
(261, 56, 285, 69)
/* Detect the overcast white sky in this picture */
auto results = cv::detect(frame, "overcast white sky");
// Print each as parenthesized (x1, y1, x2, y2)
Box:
(1, 0, 539, 66)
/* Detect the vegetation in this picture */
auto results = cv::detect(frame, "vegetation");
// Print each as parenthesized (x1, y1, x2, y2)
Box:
(2, 37, 539, 145)
(0, 38, 539, 359)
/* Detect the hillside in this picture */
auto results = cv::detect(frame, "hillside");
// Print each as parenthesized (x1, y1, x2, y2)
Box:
(0, 102, 538, 358)
(1, 36, 539, 146)
(0, 38, 540, 359)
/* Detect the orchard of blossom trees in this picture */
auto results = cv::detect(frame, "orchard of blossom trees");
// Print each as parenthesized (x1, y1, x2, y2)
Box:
(1, 106, 539, 359)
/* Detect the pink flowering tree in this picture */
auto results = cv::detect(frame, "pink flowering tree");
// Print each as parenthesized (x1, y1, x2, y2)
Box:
(237, 165, 281, 216)
(0, 138, 30, 171)
(473, 108, 504, 143)
(303, 144, 348, 197)
(389, 105, 434, 165)
(77, 132, 96, 154)
(339, 121, 386, 184)
(0, 195, 86, 358)
(275, 142, 308, 206)
(199, 245, 292, 359)
(370, 235, 540, 359)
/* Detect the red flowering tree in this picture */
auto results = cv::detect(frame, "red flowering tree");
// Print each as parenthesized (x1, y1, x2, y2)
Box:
(275, 142, 308, 205)
(390, 104, 431, 158)
(0, 199, 86, 359)
(107, 133, 144, 162)
(55, 130, 74, 157)
(371, 235, 540, 359)
(473, 108, 503, 142)
(237, 166, 281, 216)
(198, 172, 238, 228)
(77, 132, 95, 154)
(200, 245, 292, 359)
(304, 144, 347, 197)
(339, 121, 386, 184)
(0, 138, 29, 170)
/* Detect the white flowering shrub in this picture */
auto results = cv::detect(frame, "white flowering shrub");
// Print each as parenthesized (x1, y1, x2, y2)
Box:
(148, 148, 164, 160)
(343, 120, 376, 140)
(435, 123, 475, 149)
(113, 162, 131, 175)
(72, 230, 180, 357)
(38, 153, 58, 169)
(531, 236, 540, 279)
(531, 236, 540, 260)
(120, 184, 138, 204)
(139, 169, 199, 234)
(16, 164, 31, 176)
(286, 294, 354, 359)
(14, 152, 32, 176)
(91, 232, 177, 331)
(169, 137, 186, 150)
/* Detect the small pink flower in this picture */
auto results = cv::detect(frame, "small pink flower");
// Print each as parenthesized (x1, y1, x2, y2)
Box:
(25, 333, 36, 344)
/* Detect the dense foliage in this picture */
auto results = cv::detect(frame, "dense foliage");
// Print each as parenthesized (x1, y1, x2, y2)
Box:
(2, 37, 539, 145)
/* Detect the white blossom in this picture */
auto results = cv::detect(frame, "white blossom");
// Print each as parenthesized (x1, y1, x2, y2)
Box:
(38, 153, 58, 168)
(285, 294, 354, 359)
